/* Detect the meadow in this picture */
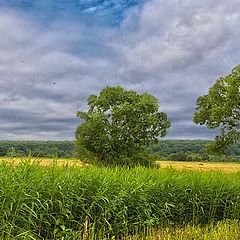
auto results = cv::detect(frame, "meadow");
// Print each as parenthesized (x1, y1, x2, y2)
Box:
(0, 158, 240, 239)
(2, 156, 240, 172)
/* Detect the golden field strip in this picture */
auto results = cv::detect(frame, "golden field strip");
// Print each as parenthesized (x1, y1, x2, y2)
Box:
(0, 156, 84, 167)
(157, 160, 240, 172)
(1, 156, 240, 172)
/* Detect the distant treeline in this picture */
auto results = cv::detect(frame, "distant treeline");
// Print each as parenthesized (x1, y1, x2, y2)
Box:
(0, 141, 75, 158)
(0, 140, 239, 161)
(151, 140, 240, 162)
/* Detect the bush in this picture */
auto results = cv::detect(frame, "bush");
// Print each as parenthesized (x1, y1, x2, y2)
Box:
(167, 152, 187, 161)
(208, 155, 240, 162)
(186, 154, 203, 162)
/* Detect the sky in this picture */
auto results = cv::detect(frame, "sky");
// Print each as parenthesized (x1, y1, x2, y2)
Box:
(0, 0, 240, 141)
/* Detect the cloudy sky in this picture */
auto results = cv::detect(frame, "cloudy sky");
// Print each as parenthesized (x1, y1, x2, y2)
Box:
(0, 0, 239, 141)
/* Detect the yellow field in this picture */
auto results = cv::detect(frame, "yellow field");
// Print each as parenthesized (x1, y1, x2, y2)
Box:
(157, 160, 240, 172)
(0, 157, 85, 167)
(1, 157, 240, 172)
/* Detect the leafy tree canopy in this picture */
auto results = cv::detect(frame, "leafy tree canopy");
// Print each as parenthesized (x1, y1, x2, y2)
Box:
(75, 86, 171, 166)
(194, 65, 240, 154)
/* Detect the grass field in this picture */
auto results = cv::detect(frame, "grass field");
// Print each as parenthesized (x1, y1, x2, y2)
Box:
(1, 156, 240, 172)
(157, 160, 240, 172)
(0, 159, 240, 239)
(0, 156, 84, 167)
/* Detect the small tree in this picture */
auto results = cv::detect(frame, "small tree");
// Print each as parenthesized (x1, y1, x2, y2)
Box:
(194, 65, 240, 154)
(75, 86, 171, 166)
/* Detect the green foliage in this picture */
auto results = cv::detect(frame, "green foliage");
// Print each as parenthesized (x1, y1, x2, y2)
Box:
(1, 140, 239, 163)
(6, 147, 23, 157)
(75, 86, 171, 166)
(151, 140, 240, 162)
(186, 154, 203, 162)
(1, 162, 240, 238)
(167, 152, 187, 161)
(167, 151, 240, 163)
(1, 140, 239, 162)
(207, 154, 240, 162)
(151, 140, 211, 157)
(205, 141, 230, 155)
(194, 65, 240, 154)
(0, 141, 75, 158)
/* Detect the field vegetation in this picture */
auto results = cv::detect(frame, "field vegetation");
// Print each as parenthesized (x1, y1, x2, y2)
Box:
(157, 160, 240, 172)
(1, 159, 240, 239)
(2, 156, 240, 172)
(1, 140, 239, 162)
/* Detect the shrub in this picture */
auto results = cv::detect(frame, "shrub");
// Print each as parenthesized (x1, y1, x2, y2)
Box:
(186, 154, 203, 162)
(167, 152, 187, 161)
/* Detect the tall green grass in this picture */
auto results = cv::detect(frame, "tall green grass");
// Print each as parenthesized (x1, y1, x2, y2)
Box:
(0, 159, 240, 239)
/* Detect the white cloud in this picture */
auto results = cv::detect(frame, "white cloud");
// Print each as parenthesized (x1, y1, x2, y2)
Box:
(0, 0, 240, 140)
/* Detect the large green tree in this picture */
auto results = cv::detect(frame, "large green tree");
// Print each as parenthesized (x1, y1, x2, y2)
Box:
(75, 86, 171, 166)
(194, 65, 240, 154)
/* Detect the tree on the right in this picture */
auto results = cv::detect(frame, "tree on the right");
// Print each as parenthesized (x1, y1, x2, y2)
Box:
(193, 65, 240, 154)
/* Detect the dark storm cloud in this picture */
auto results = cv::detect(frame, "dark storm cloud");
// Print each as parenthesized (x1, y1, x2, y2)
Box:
(0, 0, 240, 140)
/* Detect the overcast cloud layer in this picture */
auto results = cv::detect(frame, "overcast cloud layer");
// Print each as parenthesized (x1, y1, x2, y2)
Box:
(0, 0, 240, 140)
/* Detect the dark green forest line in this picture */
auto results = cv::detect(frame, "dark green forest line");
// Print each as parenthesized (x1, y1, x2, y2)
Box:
(0, 140, 239, 161)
